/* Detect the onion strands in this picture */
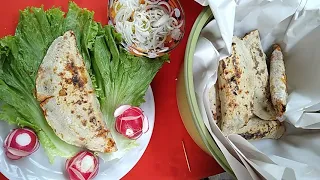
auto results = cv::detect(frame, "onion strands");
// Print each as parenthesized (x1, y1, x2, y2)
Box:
(111, 0, 183, 58)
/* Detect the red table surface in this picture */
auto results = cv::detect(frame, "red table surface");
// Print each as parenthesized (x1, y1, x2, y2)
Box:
(0, 0, 224, 179)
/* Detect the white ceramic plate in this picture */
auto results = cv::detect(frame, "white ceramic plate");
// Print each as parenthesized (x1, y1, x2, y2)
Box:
(0, 87, 155, 180)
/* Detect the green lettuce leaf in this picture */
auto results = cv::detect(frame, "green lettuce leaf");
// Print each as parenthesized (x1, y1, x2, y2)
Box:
(91, 25, 168, 160)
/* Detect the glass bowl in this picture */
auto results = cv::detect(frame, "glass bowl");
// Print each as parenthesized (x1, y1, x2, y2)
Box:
(108, 0, 185, 58)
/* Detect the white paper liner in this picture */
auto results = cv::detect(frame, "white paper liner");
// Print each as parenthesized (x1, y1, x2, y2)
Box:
(192, 0, 320, 179)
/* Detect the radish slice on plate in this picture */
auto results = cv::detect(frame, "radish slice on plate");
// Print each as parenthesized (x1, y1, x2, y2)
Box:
(66, 151, 99, 180)
(3, 128, 39, 160)
(114, 105, 149, 140)
(5, 150, 22, 160)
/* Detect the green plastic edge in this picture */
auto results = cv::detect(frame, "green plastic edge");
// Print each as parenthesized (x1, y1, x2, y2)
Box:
(184, 7, 235, 177)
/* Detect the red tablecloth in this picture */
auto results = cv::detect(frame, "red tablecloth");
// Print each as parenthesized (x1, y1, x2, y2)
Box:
(0, 0, 224, 179)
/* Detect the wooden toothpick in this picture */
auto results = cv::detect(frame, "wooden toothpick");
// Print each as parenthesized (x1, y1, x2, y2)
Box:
(182, 140, 191, 172)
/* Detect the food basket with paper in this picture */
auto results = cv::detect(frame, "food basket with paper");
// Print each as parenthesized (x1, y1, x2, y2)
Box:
(176, 0, 320, 179)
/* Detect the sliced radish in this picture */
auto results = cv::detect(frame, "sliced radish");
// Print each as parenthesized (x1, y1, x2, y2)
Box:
(6, 147, 31, 157)
(3, 128, 39, 160)
(114, 105, 131, 117)
(66, 151, 99, 180)
(5, 150, 22, 160)
(114, 105, 149, 140)
(142, 115, 149, 133)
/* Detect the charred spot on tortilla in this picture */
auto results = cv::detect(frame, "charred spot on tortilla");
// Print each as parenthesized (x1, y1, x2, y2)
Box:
(59, 89, 67, 96)
(53, 66, 58, 73)
(64, 61, 87, 85)
(74, 99, 82, 105)
(237, 117, 285, 140)
(97, 129, 109, 137)
(90, 117, 97, 124)
(230, 76, 236, 83)
(96, 126, 103, 132)
(88, 107, 94, 114)
(81, 120, 87, 126)
(39, 96, 54, 106)
(239, 131, 268, 140)
(282, 104, 286, 112)
(35, 30, 117, 153)
(255, 47, 263, 57)
(105, 138, 116, 152)
(221, 60, 226, 70)
(213, 112, 218, 120)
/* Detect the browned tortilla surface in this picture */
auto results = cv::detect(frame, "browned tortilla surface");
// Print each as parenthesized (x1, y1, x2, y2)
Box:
(36, 31, 117, 153)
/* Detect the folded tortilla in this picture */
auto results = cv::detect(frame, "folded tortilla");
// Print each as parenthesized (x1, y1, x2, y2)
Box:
(36, 31, 117, 153)
(238, 116, 285, 140)
(218, 36, 254, 136)
(270, 44, 287, 118)
(243, 30, 276, 120)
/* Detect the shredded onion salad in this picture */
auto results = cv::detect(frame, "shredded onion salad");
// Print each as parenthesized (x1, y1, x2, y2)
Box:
(110, 0, 184, 58)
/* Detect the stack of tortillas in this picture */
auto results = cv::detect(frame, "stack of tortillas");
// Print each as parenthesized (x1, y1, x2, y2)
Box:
(209, 30, 287, 140)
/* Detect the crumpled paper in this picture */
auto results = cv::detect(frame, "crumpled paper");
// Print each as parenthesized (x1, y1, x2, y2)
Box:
(192, 0, 320, 179)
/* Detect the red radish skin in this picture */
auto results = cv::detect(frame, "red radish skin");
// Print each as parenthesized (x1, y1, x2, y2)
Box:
(5, 151, 22, 160)
(3, 128, 39, 160)
(114, 105, 149, 140)
(66, 151, 99, 180)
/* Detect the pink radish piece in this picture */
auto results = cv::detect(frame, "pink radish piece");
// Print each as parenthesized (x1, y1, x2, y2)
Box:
(66, 151, 99, 180)
(114, 105, 149, 140)
(5, 151, 22, 160)
(3, 128, 39, 160)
